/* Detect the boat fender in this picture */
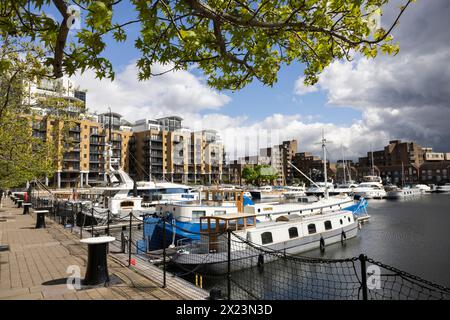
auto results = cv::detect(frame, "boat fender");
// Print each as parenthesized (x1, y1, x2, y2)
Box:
(319, 237, 325, 252)
(341, 230, 347, 244)
(358, 221, 362, 230)
(257, 254, 264, 272)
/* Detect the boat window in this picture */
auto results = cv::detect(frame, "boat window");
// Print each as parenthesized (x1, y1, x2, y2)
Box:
(162, 188, 189, 194)
(307, 224, 316, 234)
(192, 211, 206, 219)
(261, 232, 273, 245)
(340, 219, 343, 225)
(324, 221, 332, 230)
(214, 210, 226, 216)
(348, 217, 351, 222)
(288, 227, 298, 239)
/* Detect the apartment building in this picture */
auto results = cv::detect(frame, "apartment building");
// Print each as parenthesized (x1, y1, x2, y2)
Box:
(230, 140, 298, 186)
(353, 140, 450, 184)
(27, 78, 131, 189)
(291, 152, 336, 183)
(130, 118, 227, 184)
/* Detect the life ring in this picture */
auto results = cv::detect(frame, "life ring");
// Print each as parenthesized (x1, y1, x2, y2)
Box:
(319, 237, 325, 252)
(341, 230, 347, 244)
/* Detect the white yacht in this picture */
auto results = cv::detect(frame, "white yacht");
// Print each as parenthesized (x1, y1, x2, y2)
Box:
(413, 184, 432, 193)
(353, 182, 386, 199)
(305, 182, 335, 197)
(248, 186, 284, 199)
(244, 194, 359, 222)
(386, 186, 422, 199)
(436, 183, 450, 193)
(333, 182, 359, 195)
(282, 186, 306, 199)
(172, 209, 358, 274)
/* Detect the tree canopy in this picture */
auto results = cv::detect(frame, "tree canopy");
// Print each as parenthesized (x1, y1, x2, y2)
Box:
(0, 0, 413, 90)
(0, 38, 83, 188)
(242, 164, 278, 185)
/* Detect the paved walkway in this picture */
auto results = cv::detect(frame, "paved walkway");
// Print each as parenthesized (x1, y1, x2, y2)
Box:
(0, 198, 207, 300)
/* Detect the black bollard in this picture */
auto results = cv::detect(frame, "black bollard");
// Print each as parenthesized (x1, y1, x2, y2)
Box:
(35, 210, 47, 229)
(23, 203, 31, 215)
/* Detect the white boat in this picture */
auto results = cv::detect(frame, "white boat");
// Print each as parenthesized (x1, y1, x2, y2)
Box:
(353, 182, 387, 199)
(171, 209, 358, 274)
(386, 186, 422, 199)
(244, 194, 359, 222)
(436, 183, 450, 193)
(361, 175, 383, 183)
(155, 193, 364, 228)
(282, 186, 306, 199)
(248, 186, 284, 199)
(305, 182, 335, 197)
(414, 184, 432, 193)
(333, 182, 359, 195)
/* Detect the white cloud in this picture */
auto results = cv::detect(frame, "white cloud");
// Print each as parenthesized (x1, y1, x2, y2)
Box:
(294, 76, 319, 95)
(71, 62, 230, 120)
(293, 0, 450, 152)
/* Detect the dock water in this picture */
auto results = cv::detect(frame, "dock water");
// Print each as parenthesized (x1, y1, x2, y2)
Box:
(0, 198, 208, 300)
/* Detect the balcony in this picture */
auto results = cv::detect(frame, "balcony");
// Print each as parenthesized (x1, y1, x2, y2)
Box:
(90, 131, 105, 137)
(145, 136, 163, 142)
(90, 138, 104, 145)
(62, 167, 80, 172)
(32, 124, 46, 131)
(68, 125, 80, 132)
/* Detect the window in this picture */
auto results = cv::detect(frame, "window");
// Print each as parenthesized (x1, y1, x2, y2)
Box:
(288, 227, 298, 239)
(348, 217, 351, 222)
(308, 224, 316, 234)
(324, 221, 332, 230)
(340, 219, 343, 225)
(192, 211, 205, 219)
(261, 232, 273, 245)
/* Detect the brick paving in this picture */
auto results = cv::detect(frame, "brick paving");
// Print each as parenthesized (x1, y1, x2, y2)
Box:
(0, 197, 208, 300)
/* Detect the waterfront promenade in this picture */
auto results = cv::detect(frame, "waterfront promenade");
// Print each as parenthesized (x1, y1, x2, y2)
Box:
(0, 198, 207, 300)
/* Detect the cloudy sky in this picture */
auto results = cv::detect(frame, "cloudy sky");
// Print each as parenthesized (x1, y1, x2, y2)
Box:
(71, 0, 450, 162)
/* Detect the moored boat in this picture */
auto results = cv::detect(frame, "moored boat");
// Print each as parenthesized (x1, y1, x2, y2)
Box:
(386, 186, 422, 199)
(436, 183, 450, 193)
(171, 210, 358, 274)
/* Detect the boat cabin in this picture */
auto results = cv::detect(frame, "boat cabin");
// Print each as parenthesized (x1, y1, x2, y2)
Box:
(199, 213, 257, 253)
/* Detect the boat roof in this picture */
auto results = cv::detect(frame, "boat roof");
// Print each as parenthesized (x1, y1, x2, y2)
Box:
(203, 213, 257, 220)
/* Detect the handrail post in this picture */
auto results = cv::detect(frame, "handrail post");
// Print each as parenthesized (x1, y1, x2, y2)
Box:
(162, 217, 167, 288)
(227, 228, 231, 300)
(142, 214, 146, 253)
(91, 207, 94, 237)
(106, 210, 110, 236)
(128, 211, 132, 266)
(359, 254, 368, 300)
(80, 205, 83, 239)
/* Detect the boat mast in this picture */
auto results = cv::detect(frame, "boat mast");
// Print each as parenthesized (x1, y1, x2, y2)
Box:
(401, 161, 404, 187)
(108, 107, 113, 172)
(371, 143, 375, 176)
(322, 130, 329, 199)
(341, 144, 346, 185)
